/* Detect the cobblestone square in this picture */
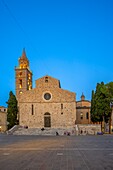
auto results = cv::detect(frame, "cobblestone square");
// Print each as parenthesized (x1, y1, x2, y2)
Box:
(0, 134, 113, 170)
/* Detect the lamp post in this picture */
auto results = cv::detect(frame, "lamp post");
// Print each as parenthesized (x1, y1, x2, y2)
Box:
(110, 99, 113, 134)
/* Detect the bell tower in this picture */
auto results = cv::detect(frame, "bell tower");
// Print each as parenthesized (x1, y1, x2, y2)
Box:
(15, 49, 32, 99)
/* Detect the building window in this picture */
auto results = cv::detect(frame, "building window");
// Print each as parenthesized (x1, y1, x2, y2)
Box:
(19, 72, 22, 77)
(19, 79, 22, 88)
(28, 74, 31, 80)
(61, 104, 63, 109)
(80, 113, 83, 119)
(45, 77, 48, 83)
(61, 112, 63, 115)
(86, 112, 89, 119)
(44, 93, 51, 100)
(31, 104, 34, 115)
(4, 109, 6, 112)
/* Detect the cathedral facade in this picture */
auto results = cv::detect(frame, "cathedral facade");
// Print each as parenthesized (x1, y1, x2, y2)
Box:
(15, 50, 91, 131)
(15, 50, 77, 129)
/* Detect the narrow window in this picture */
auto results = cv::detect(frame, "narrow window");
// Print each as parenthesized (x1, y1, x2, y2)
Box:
(32, 104, 34, 115)
(61, 112, 63, 115)
(28, 74, 31, 80)
(4, 109, 6, 112)
(86, 112, 89, 119)
(45, 77, 48, 83)
(19, 79, 22, 88)
(61, 104, 63, 109)
(80, 113, 83, 119)
(19, 72, 22, 77)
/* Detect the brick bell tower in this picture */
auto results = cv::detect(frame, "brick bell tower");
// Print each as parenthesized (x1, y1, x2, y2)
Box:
(15, 49, 32, 100)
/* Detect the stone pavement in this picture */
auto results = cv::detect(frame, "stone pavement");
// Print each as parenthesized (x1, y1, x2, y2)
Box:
(0, 134, 113, 170)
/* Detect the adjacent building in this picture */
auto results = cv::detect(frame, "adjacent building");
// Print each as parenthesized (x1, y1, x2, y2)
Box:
(76, 94, 91, 124)
(0, 106, 7, 132)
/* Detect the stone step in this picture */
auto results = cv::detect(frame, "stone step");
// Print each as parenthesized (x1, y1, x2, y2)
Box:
(13, 127, 75, 136)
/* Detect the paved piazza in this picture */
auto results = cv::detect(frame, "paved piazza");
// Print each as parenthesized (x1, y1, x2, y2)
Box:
(0, 134, 113, 170)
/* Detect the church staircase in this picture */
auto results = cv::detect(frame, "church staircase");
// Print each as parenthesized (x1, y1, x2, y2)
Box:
(9, 126, 76, 136)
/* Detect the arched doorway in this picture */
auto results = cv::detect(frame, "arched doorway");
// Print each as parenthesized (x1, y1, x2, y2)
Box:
(44, 112, 51, 127)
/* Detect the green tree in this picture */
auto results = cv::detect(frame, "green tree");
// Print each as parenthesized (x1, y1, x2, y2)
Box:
(91, 90, 97, 122)
(91, 83, 104, 123)
(91, 82, 112, 132)
(106, 82, 113, 96)
(7, 91, 18, 129)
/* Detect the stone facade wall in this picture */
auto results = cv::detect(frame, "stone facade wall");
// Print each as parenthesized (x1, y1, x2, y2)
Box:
(0, 107, 7, 132)
(19, 87, 75, 103)
(36, 76, 60, 89)
(77, 124, 101, 135)
(19, 102, 76, 128)
(18, 76, 76, 129)
(76, 107, 91, 124)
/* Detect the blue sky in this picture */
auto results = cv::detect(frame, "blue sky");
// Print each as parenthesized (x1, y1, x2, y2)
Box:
(0, 0, 113, 107)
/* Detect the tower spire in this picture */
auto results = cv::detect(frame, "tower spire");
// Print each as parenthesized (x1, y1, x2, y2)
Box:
(81, 93, 85, 101)
(21, 48, 27, 59)
(19, 48, 29, 68)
